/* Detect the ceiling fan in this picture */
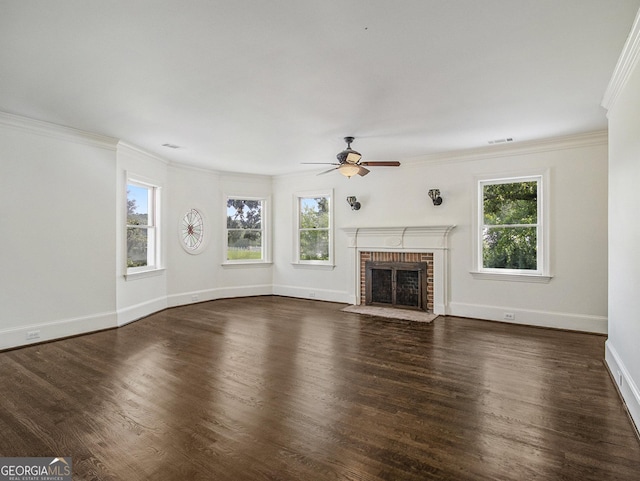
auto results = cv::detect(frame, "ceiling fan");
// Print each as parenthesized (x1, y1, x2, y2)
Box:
(302, 137, 401, 178)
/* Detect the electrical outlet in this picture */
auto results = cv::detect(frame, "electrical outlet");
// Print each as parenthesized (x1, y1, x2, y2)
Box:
(618, 370, 623, 387)
(503, 312, 515, 321)
(309, 292, 316, 298)
(26, 330, 40, 341)
(191, 295, 199, 302)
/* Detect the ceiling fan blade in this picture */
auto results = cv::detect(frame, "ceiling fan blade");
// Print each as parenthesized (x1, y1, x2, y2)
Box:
(357, 166, 370, 176)
(317, 167, 339, 176)
(360, 161, 401, 167)
(301, 162, 340, 165)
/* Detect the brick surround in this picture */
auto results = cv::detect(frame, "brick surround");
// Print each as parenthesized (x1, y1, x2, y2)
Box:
(359, 251, 434, 311)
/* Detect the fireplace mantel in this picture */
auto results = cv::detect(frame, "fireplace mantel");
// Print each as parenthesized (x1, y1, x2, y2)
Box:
(342, 225, 456, 315)
(343, 225, 455, 250)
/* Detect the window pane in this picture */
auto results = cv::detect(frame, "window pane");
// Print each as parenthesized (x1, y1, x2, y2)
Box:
(127, 184, 149, 226)
(299, 230, 329, 261)
(227, 230, 262, 260)
(300, 197, 329, 228)
(127, 227, 148, 267)
(227, 199, 262, 229)
(483, 181, 537, 225)
(483, 226, 537, 270)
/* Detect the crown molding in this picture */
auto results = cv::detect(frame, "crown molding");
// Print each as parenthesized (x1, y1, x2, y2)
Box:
(117, 141, 170, 165)
(166, 156, 272, 182)
(602, 8, 640, 113)
(168, 161, 220, 176)
(0, 111, 118, 150)
(219, 171, 273, 184)
(402, 130, 608, 167)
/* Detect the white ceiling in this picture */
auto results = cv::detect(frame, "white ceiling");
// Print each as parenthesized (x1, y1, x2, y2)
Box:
(1, 1, 638, 175)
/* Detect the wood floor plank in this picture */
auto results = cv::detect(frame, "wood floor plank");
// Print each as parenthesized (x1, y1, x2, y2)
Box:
(0, 296, 638, 480)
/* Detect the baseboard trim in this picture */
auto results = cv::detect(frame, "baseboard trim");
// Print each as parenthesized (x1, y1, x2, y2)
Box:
(117, 297, 168, 326)
(448, 302, 607, 333)
(1, 296, 608, 351)
(605, 341, 640, 439)
(0, 311, 116, 351)
(272, 284, 352, 304)
(166, 285, 273, 308)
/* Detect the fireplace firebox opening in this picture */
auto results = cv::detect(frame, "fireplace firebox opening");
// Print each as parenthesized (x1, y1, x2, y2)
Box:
(365, 261, 428, 311)
(359, 251, 435, 312)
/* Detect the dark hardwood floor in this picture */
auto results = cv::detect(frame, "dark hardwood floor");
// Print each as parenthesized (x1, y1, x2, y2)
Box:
(0, 296, 638, 480)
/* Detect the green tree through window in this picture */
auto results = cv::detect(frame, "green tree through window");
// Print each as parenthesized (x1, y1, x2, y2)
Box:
(127, 184, 152, 268)
(299, 196, 330, 261)
(226, 199, 263, 261)
(482, 180, 539, 270)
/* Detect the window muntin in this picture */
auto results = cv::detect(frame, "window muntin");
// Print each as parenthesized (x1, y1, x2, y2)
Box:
(297, 195, 331, 263)
(479, 177, 542, 274)
(126, 181, 159, 272)
(226, 198, 265, 262)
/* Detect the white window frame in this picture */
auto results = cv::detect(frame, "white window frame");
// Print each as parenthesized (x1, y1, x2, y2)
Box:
(471, 170, 551, 283)
(125, 176, 162, 279)
(293, 190, 334, 267)
(223, 195, 271, 265)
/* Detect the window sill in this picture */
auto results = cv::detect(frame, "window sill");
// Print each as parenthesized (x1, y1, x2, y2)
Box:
(470, 271, 553, 283)
(291, 262, 335, 271)
(125, 268, 166, 281)
(222, 261, 273, 268)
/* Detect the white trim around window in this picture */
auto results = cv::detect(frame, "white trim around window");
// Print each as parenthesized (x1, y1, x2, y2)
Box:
(125, 174, 163, 279)
(223, 195, 271, 265)
(293, 189, 334, 268)
(471, 170, 552, 282)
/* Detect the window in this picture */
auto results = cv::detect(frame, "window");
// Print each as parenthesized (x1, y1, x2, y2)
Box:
(474, 173, 550, 281)
(126, 180, 160, 274)
(295, 192, 333, 265)
(226, 197, 268, 262)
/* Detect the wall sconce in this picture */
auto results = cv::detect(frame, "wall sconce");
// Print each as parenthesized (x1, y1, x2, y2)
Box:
(428, 189, 443, 206)
(346, 196, 361, 210)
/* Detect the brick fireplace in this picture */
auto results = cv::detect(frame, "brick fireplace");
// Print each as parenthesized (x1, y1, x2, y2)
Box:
(343, 226, 455, 315)
(361, 252, 434, 311)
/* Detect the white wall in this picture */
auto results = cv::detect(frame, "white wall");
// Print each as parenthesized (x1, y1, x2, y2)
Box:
(115, 143, 169, 325)
(447, 138, 608, 332)
(0, 113, 275, 349)
(273, 133, 609, 333)
(0, 111, 610, 355)
(0, 114, 118, 349)
(115, 145, 275, 323)
(603, 9, 640, 431)
(165, 169, 273, 306)
(272, 174, 354, 303)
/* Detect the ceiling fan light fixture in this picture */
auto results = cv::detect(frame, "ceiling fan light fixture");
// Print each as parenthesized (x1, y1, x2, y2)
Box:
(338, 163, 361, 178)
(345, 151, 362, 163)
(336, 136, 362, 164)
(336, 148, 362, 164)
